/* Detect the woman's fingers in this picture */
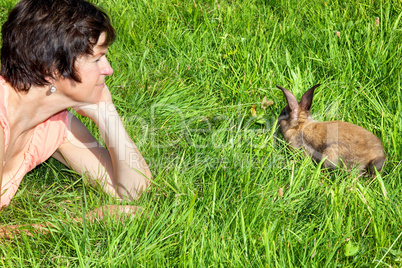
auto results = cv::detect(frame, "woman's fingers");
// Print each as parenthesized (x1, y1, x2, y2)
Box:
(81, 205, 141, 221)
(0, 205, 141, 239)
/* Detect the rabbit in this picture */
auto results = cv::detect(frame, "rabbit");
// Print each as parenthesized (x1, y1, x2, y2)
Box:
(277, 84, 386, 174)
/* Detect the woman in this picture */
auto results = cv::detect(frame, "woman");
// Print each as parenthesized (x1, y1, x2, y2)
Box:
(0, 0, 152, 235)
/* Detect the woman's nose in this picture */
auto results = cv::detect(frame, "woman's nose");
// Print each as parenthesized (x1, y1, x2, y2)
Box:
(101, 57, 114, 76)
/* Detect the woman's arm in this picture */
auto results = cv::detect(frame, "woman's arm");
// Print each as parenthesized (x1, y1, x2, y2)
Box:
(85, 101, 152, 199)
(0, 126, 4, 207)
(0, 205, 141, 239)
(53, 87, 152, 200)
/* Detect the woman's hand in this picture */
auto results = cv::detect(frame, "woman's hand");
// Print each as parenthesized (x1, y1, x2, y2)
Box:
(73, 85, 114, 122)
(81, 205, 141, 221)
(0, 205, 142, 239)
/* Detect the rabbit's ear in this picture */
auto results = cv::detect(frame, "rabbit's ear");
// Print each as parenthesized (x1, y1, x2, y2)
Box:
(300, 84, 320, 111)
(277, 85, 298, 113)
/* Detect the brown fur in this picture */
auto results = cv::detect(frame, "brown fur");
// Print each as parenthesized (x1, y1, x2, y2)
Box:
(277, 84, 386, 174)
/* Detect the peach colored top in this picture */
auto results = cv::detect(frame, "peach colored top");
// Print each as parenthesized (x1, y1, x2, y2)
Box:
(0, 76, 69, 207)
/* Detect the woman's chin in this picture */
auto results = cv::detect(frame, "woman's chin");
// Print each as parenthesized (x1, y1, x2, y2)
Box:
(87, 85, 105, 103)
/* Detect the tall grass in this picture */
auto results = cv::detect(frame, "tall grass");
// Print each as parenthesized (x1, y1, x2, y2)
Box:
(0, 0, 401, 266)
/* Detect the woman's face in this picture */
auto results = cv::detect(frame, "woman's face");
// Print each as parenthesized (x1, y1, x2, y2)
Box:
(57, 32, 114, 104)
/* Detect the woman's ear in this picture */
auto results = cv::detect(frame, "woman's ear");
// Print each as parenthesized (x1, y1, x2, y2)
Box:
(44, 76, 55, 85)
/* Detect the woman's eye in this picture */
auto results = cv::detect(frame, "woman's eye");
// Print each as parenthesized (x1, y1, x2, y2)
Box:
(95, 55, 105, 62)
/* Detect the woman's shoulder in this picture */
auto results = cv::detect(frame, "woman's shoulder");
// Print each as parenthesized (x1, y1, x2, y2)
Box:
(0, 77, 10, 149)
(0, 76, 9, 114)
(47, 109, 70, 126)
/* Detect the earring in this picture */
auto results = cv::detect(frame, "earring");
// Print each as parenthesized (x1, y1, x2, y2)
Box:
(50, 85, 57, 93)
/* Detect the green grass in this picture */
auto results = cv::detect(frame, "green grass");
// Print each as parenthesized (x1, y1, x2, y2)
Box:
(1, 0, 402, 266)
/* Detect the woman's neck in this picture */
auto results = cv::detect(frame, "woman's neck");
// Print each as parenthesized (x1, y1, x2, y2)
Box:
(6, 84, 72, 136)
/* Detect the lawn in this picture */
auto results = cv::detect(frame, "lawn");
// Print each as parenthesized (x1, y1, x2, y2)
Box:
(0, 0, 401, 266)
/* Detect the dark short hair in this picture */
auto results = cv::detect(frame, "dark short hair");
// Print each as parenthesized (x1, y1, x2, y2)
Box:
(1, 0, 115, 92)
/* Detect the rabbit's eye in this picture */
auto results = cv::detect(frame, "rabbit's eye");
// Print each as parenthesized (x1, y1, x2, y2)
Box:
(280, 109, 288, 116)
